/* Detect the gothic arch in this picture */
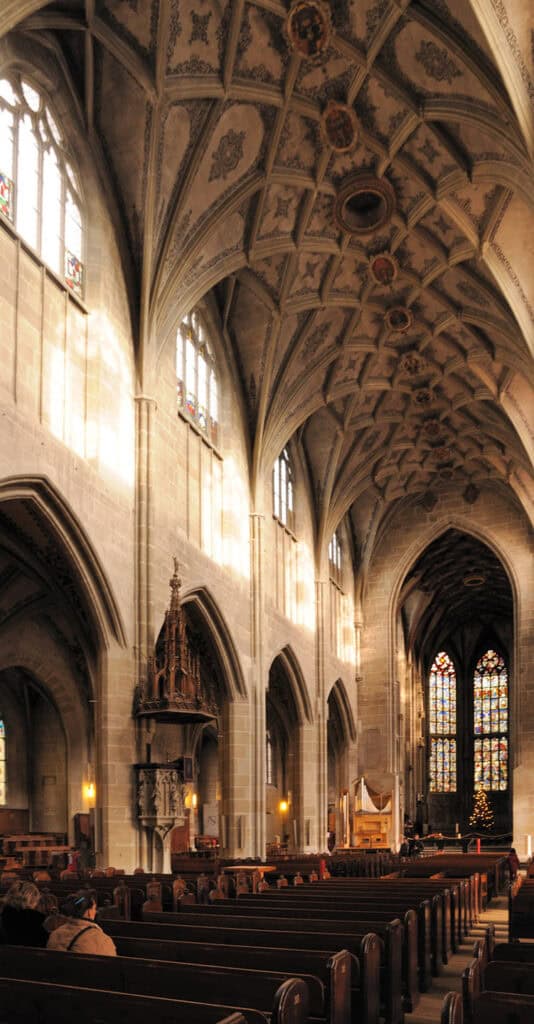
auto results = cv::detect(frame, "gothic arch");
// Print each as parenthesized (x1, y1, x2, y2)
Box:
(181, 585, 247, 702)
(269, 645, 313, 726)
(327, 679, 357, 744)
(0, 475, 127, 648)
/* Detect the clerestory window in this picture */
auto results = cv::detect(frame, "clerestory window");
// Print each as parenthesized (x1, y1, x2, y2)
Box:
(0, 75, 84, 295)
(273, 448, 294, 530)
(176, 309, 219, 445)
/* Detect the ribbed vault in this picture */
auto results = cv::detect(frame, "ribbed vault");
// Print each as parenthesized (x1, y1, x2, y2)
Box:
(4, 0, 532, 566)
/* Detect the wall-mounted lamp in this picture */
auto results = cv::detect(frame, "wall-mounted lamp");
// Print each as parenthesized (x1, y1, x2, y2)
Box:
(191, 792, 198, 809)
(279, 799, 288, 814)
(84, 782, 96, 802)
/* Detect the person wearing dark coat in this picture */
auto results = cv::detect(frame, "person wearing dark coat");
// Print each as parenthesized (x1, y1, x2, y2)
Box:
(0, 880, 48, 947)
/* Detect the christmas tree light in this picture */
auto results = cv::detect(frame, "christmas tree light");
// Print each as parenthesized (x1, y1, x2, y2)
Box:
(469, 787, 495, 831)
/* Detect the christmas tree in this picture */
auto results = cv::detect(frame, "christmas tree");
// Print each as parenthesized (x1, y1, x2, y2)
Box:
(469, 788, 495, 831)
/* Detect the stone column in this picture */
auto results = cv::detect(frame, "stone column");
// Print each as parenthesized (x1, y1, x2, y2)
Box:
(134, 394, 157, 866)
(314, 579, 328, 852)
(250, 512, 266, 857)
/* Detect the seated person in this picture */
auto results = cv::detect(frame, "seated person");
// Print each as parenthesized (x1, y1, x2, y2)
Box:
(399, 836, 410, 858)
(0, 880, 48, 947)
(408, 834, 424, 857)
(45, 890, 117, 955)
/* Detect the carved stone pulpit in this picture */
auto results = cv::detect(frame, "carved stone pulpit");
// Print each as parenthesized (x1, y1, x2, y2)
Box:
(135, 560, 218, 723)
(135, 764, 186, 872)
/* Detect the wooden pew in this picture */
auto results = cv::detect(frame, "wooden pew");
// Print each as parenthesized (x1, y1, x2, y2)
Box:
(472, 991, 534, 1023)
(250, 879, 447, 976)
(166, 899, 421, 1009)
(0, 947, 310, 1024)
(463, 953, 534, 1022)
(441, 991, 463, 1024)
(493, 941, 534, 964)
(0, 976, 267, 1024)
(273, 875, 462, 943)
(125, 911, 402, 1024)
(104, 921, 382, 1024)
(110, 935, 356, 1024)
(485, 960, 534, 997)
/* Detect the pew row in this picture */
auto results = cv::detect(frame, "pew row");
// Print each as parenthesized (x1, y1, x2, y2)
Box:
(148, 901, 420, 1010)
(0, 946, 313, 1024)
(116, 914, 402, 1024)
(103, 921, 381, 1024)
(0, 976, 273, 1024)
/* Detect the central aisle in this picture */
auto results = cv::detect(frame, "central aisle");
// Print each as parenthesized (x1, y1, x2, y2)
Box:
(408, 896, 508, 1024)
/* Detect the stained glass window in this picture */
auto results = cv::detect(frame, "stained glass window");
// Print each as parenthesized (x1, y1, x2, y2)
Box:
(0, 719, 6, 805)
(176, 310, 219, 445)
(473, 649, 508, 791)
(0, 75, 84, 295)
(329, 531, 342, 586)
(273, 448, 294, 530)
(429, 651, 456, 792)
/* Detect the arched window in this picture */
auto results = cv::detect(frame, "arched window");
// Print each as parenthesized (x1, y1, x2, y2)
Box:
(428, 651, 457, 792)
(273, 448, 294, 530)
(329, 531, 342, 587)
(0, 718, 6, 805)
(176, 309, 219, 445)
(473, 649, 508, 791)
(0, 75, 84, 295)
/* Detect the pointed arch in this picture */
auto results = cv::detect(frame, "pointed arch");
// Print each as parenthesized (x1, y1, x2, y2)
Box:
(269, 645, 313, 726)
(0, 475, 126, 647)
(181, 585, 247, 702)
(327, 678, 357, 743)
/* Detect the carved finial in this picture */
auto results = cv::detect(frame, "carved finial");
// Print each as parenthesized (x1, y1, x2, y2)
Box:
(170, 558, 182, 594)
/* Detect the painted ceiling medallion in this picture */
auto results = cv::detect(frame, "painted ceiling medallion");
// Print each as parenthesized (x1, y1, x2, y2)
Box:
(321, 101, 359, 153)
(399, 349, 425, 376)
(413, 387, 433, 407)
(334, 175, 396, 236)
(369, 252, 397, 286)
(463, 571, 486, 588)
(433, 445, 453, 462)
(286, 1, 332, 63)
(385, 306, 413, 333)
(422, 418, 442, 439)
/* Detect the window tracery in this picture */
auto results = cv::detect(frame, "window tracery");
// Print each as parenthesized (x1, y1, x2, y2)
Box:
(473, 649, 508, 791)
(428, 650, 456, 792)
(0, 74, 83, 295)
(176, 309, 219, 445)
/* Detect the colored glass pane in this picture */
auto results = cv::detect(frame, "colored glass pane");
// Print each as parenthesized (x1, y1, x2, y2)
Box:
(473, 649, 508, 791)
(429, 737, 456, 793)
(0, 171, 14, 221)
(428, 651, 456, 792)
(65, 251, 83, 296)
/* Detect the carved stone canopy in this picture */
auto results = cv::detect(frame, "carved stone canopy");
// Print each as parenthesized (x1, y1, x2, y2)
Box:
(135, 560, 218, 723)
(135, 764, 185, 828)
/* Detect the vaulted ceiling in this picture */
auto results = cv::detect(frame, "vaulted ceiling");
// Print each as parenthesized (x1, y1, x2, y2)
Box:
(4, 1, 534, 575)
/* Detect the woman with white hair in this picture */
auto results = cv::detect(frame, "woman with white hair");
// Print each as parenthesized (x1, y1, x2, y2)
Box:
(0, 880, 48, 946)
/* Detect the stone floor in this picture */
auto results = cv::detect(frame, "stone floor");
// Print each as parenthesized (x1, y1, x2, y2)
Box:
(408, 896, 508, 1024)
